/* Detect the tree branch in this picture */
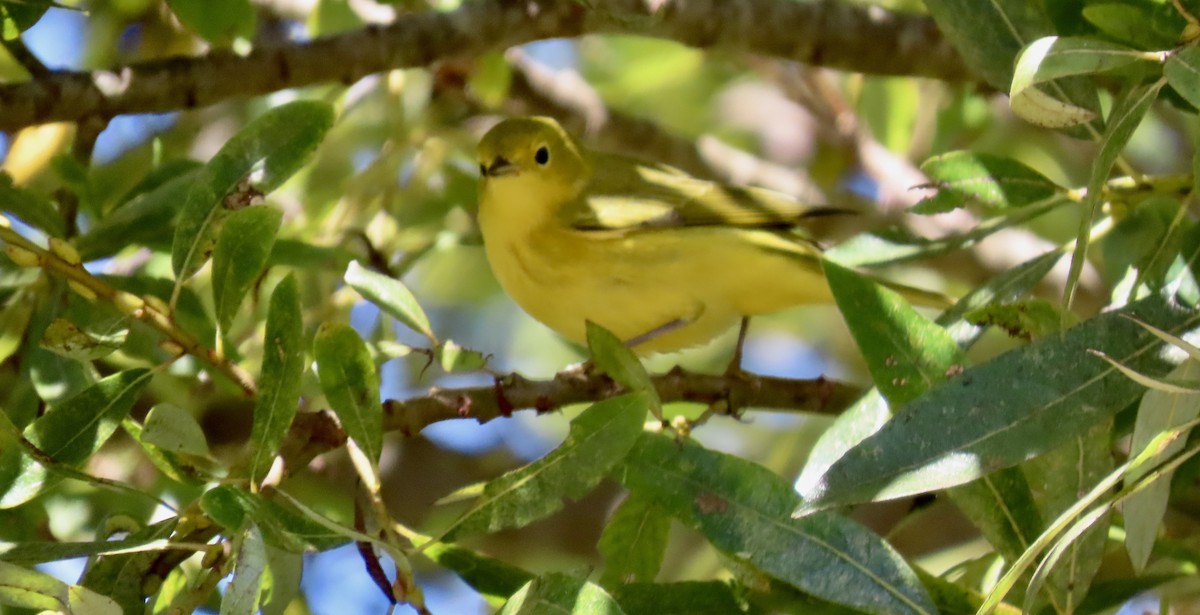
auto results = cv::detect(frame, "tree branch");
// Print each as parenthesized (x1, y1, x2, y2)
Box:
(280, 366, 861, 472)
(0, 0, 968, 132)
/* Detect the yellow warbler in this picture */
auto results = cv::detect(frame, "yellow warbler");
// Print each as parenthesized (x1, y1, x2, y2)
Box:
(476, 116, 948, 355)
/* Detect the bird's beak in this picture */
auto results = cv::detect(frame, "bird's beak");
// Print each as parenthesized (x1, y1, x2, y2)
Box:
(484, 156, 518, 178)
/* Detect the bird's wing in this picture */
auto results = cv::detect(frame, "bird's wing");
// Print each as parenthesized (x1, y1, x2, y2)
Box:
(561, 152, 847, 233)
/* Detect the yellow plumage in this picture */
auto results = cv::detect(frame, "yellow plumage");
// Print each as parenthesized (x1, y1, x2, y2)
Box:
(476, 116, 947, 355)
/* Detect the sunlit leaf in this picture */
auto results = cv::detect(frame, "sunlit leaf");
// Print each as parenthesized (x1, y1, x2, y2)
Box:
(443, 393, 649, 540)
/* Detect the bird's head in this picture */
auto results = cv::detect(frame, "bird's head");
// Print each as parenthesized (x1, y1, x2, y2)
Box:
(477, 116, 590, 216)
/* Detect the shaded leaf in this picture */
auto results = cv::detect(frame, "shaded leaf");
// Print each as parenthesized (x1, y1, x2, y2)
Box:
(1064, 79, 1166, 311)
(598, 494, 670, 588)
(421, 541, 534, 599)
(1166, 47, 1200, 109)
(609, 582, 754, 615)
(499, 573, 626, 615)
(222, 524, 267, 615)
(167, 0, 254, 44)
(211, 206, 282, 331)
(620, 433, 935, 615)
(248, 274, 305, 484)
(915, 151, 1061, 214)
(142, 404, 209, 457)
(825, 260, 964, 407)
(1124, 359, 1200, 571)
(443, 393, 649, 540)
(172, 100, 333, 281)
(314, 323, 382, 473)
(0, 171, 61, 236)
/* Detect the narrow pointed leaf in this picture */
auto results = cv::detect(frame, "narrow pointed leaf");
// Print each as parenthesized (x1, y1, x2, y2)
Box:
(0, 560, 69, 611)
(620, 433, 935, 615)
(499, 573, 625, 615)
(1124, 360, 1200, 571)
(1064, 79, 1166, 311)
(314, 323, 382, 471)
(609, 582, 751, 615)
(344, 260, 435, 343)
(825, 260, 965, 407)
(598, 494, 670, 588)
(24, 368, 153, 464)
(1166, 47, 1200, 109)
(172, 100, 333, 281)
(221, 524, 267, 615)
(798, 295, 1198, 513)
(1023, 420, 1112, 613)
(248, 274, 304, 483)
(443, 393, 648, 540)
(915, 152, 1061, 214)
(212, 206, 282, 331)
(142, 403, 209, 457)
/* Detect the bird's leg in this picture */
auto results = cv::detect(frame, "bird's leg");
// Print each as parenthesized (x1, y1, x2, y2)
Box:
(724, 317, 752, 377)
(623, 317, 689, 349)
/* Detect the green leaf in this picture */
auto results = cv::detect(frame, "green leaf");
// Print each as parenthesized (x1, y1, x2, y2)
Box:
(1009, 35, 1145, 129)
(797, 250, 1067, 497)
(142, 404, 210, 457)
(25, 368, 152, 464)
(919, 0, 1044, 88)
(1124, 359, 1200, 572)
(248, 274, 305, 484)
(609, 582, 752, 615)
(825, 261, 965, 407)
(0, 0, 50, 39)
(166, 0, 255, 44)
(598, 494, 670, 588)
(260, 545, 302, 615)
(914, 151, 1061, 214)
(172, 100, 333, 282)
(797, 294, 1197, 513)
(0, 560, 69, 611)
(1083, 2, 1185, 50)
(313, 323, 382, 476)
(222, 524, 267, 615)
(202, 486, 348, 552)
(945, 468, 1042, 563)
(964, 299, 1061, 341)
(1064, 79, 1166, 311)
(344, 260, 435, 343)
(76, 164, 203, 261)
(1013, 36, 1148, 86)
(619, 434, 936, 615)
(420, 541, 535, 599)
(586, 321, 661, 416)
(1023, 420, 1112, 614)
(499, 573, 626, 615)
(436, 339, 488, 373)
(1166, 47, 1200, 109)
(443, 393, 649, 540)
(2, 369, 152, 508)
(469, 51, 514, 108)
(0, 291, 34, 365)
(211, 205, 282, 331)
(0, 171, 61, 236)
(39, 316, 128, 361)
(80, 519, 177, 612)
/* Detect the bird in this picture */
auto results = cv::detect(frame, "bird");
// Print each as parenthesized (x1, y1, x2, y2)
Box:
(475, 116, 949, 356)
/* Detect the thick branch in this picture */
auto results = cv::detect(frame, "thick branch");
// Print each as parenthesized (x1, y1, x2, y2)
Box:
(280, 367, 861, 471)
(0, 0, 968, 132)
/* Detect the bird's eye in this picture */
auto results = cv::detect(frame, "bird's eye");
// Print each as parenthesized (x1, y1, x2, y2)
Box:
(479, 163, 486, 176)
(535, 146, 550, 165)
